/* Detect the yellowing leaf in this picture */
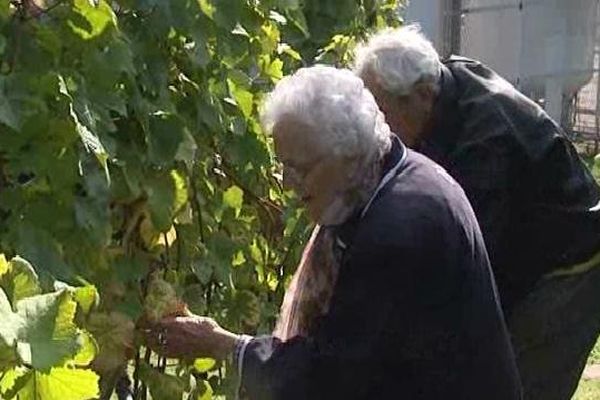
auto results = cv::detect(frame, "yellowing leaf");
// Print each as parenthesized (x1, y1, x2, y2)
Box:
(278, 43, 302, 61)
(69, 0, 116, 40)
(261, 23, 280, 54)
(227, 79, 254, 119)
(232, 250, 246, 267)
(2, 256, 41, 305)
(191, 379, 213, 400)
(71, 330, 98, 367)
(0, 254, 9, 278)
(266, 58, 284, 81)
(197, 0, 215, 19)
(88, 312, 135, 376)
(18, 367, 99, 400)
(223, 185, 244, 216)
(156, 225, 177, 248)
(0, 366, 28, 398)
(73, 286, 99, 315)
(171, 170, 188, 214)
(193, 358, 216, 373)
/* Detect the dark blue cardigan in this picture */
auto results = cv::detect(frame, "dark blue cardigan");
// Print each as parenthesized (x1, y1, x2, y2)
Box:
(240, 141, 522, 400)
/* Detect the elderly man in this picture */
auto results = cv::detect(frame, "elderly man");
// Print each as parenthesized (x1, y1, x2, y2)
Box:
(146, 66, 521, 399)
(354, 25, 600, 400)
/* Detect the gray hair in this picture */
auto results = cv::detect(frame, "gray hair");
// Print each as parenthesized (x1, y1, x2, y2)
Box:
(354, 25, 442, 96)
(262, 65, 392, 164)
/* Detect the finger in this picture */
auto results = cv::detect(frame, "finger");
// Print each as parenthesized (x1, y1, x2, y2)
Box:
(144, 330, 162, 351)
(156, 315, 193, 329)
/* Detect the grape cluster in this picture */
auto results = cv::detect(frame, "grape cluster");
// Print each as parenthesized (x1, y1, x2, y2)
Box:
(143, 274, 188, 323)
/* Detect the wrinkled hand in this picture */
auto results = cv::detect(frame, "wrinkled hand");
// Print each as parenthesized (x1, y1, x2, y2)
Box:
(144, 315, 240, 360)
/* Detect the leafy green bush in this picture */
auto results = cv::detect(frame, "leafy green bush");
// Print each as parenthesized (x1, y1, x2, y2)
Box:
(0, 0, 401, 398)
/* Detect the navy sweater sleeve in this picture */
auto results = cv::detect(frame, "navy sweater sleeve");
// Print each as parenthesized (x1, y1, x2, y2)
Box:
(240, 203, 432, 399)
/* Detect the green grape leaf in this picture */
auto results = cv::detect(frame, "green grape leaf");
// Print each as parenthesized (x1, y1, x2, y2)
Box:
(59, 74, 110, 183)
(15, 291, 81, 372)
(0, 77, 20, 130)
(138, 362, 186, 400)
(175, 130, 198, 168)
(229, 289, 260, 328)
(227, 80, 254, 119)
(148, 113, 186, 167)
(14, 225, 74, 282)
(147, 170, 189, 232)
(182, 284, 207, 315)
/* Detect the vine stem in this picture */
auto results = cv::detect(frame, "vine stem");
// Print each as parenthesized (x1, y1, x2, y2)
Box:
(187, 165, 206, 243)
(139, 347, 152, 400)
(132, 350, 141, 398)
(163, 231, 170, 265)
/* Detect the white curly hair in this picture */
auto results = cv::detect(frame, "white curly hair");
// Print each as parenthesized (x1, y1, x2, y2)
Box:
(261, 65, 392, 165)
(354, 25, 442, 96)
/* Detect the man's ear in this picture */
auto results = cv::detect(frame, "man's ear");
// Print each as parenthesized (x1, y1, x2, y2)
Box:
(412, 82, 437, 113)
(413, 82, 436, 103)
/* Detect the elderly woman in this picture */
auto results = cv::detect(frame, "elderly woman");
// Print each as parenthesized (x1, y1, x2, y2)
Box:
(147, 66, 521, 399)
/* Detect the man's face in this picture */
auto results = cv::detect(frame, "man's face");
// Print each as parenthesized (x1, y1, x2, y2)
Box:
(362, 71, 433, 146)
(273, 119, 352, 224)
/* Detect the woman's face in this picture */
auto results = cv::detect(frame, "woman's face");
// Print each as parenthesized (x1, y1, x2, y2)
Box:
(273, 119, 353, 225)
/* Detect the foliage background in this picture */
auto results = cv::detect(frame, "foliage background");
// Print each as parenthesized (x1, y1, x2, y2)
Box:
(0, 0, 402, 399)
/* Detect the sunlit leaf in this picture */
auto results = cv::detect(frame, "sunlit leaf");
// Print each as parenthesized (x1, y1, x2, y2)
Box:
(15, 291, 80, 372)
(0, 256, 41, 305)
(17, 367, 99, 400)
(71, 330, 98, 367)
(223, 185, 244, 217)
(193, 358, 216, 373)
(0, 254, 9, 278)
(227, 79, 254, 119)
(69, 0, 117, 40)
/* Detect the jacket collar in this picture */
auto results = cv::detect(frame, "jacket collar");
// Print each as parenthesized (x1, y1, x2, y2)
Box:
(335, 136, 407, 248)
(418, 63, 462, 163)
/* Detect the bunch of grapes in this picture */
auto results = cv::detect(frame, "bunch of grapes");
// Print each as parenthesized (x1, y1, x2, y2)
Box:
(143, 273, 189, 323)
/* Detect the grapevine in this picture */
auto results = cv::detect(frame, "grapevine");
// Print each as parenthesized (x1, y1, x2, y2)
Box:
(0, 0, 402, 398)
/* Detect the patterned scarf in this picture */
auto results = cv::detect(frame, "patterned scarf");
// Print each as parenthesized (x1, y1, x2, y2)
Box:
(272, 135, 400, 341)
(273, 225, 343, 340)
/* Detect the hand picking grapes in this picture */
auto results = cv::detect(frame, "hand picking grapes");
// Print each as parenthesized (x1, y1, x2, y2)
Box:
(143, 273, 189, 323)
